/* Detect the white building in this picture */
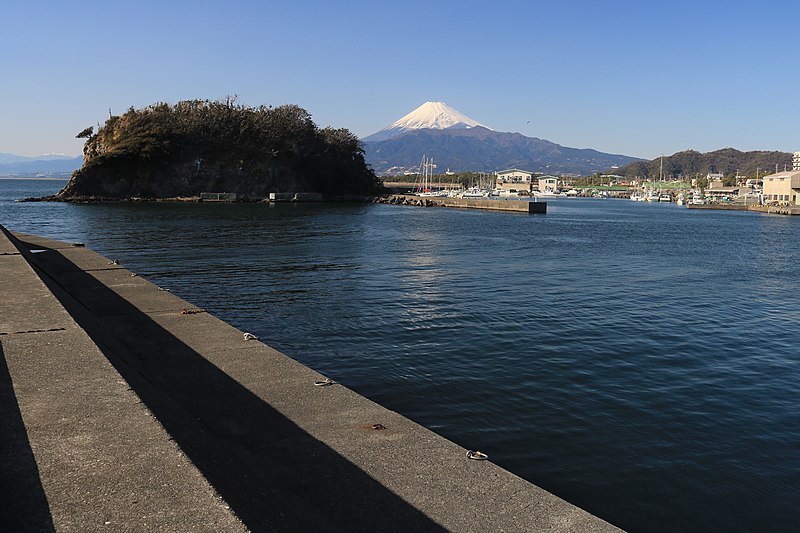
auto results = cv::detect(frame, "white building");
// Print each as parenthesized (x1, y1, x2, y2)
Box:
(538, 176, 560, 193)
(707, 172, 725, 189)
(495, 169, 533, 192)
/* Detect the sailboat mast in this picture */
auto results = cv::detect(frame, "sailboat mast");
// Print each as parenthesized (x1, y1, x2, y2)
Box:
(422, 155, 426, 192)
(426, 156, 430, 191)
(426, 155, 431, 191)
(417, 155, 426, 193)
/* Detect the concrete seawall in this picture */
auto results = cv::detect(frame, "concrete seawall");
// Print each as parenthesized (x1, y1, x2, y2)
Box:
(687, 203, 800, 215)
(379, 194, 547, 214)
(0, 225, 620, 532)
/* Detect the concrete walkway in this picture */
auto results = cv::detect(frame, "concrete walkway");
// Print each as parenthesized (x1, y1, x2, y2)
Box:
(1, 225, 622, 532)
(0, 226, 245, 532)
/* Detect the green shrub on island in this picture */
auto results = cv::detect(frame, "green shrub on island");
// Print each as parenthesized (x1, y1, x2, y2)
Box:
(58, 98, 381, 199)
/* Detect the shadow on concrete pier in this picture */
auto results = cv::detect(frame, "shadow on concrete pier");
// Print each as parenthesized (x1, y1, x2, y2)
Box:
(18, 238, 447, 532)
(0, 344, 56, 532)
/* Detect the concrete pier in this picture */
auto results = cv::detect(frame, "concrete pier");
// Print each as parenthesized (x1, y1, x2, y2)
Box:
(686, 203, 800, 215)
(0, 226, 245, 532)
(380, 194, 547, 214)
(1, 225, 619, 532)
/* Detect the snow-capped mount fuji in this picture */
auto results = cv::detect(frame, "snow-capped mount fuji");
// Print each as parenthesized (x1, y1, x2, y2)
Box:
(362, 101, 490, 142)
(361, 102, 642, 176)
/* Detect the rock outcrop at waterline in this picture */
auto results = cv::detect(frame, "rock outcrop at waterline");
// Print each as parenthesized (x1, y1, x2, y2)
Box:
(56, 99, 382, 200)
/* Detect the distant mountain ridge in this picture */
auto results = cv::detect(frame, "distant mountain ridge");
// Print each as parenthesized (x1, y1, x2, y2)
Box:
(0, 151, 82, 176)
(361, 102, 641, 175)
(615, 148, 793, 179)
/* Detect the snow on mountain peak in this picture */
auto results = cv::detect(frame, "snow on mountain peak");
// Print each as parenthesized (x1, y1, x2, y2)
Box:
(363, 101, 491, 142)
(389, 101, 488, 130)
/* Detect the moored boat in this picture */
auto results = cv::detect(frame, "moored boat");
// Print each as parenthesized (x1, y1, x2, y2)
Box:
(460, 187, 490, 198)
(534, 189, 567, 198)
(630, 191, 646, 201)
(691, 191, 706, 205)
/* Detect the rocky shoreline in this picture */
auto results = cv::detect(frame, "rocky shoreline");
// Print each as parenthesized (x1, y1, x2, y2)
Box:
(19, 193, 381, 204)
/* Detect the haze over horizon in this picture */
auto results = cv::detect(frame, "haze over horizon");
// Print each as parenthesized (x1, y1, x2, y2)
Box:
(2, 0, 798, 161)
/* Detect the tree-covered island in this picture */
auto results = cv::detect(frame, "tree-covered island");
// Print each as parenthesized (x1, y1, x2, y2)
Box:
(54, 98, 382, 200)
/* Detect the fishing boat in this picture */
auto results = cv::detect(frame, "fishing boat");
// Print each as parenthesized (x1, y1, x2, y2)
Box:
(534, 189, 567, 198)
(630, 191, 645, 201)
(460, 187, 489, 198)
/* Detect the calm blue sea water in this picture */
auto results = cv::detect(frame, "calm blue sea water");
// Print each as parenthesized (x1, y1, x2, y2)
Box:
(2, 179, 799, 532)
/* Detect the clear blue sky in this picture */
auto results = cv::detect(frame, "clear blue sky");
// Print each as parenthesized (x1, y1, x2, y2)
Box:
(1, 0, 798, 160)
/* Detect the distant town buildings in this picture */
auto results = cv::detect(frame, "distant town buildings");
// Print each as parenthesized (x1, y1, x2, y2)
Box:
(758, 151, 800, 205)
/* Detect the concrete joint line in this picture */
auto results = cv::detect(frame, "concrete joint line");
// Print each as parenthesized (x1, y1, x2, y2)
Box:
(0, 327, 67, 336)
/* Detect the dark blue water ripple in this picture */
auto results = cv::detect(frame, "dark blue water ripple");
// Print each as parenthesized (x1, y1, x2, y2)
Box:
(3, 179, 800, 532)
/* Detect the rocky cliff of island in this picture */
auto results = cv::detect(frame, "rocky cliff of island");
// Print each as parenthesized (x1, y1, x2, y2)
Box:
(57, 99, 381, 200)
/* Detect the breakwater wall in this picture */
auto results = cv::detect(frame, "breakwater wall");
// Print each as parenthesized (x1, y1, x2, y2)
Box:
(378, 194, 547, 214)
(0, 225, 618, 532)
(687, 204, 800, 215)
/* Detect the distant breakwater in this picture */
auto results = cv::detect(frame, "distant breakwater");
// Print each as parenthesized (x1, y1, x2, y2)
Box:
(377, 194, 547, 214)
(687, 203, 800, 215)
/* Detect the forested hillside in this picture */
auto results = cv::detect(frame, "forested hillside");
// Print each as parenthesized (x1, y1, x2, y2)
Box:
(58, 98, 381, 199)
(615, 148, 792, 180)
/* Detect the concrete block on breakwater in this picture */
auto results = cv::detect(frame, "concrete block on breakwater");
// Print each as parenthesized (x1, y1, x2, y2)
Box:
(379, 194, 547, 214)
(0, 225, 618, 532)
(268, 192, 324, 202)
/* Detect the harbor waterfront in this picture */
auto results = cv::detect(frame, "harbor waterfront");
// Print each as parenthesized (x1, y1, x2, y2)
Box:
(1, 225, 616, 532)
(3, 179, 800, 532)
